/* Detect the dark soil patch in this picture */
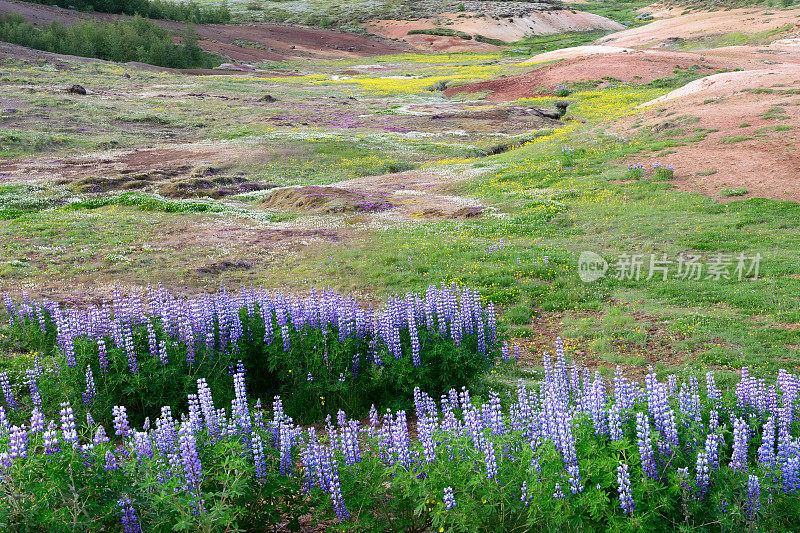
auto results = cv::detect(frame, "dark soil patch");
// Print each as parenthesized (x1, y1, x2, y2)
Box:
(196, 260, 251, 275)
(260, 186, 394, 214)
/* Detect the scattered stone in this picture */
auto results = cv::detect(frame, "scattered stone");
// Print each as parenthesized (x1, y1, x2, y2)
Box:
(259, 94, 278, 103)
(67, 84, 87, 95)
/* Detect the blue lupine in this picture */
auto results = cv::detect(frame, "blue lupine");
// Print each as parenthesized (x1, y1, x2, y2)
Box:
(520, 481, 532, 506)
(729, 417, 748, 471)
(0, 372, 16, 409)
(443, 486, 456, 509)
(617, 462, 634, 514)
(178, 421, 203, 493)
(60, 402, 78, 446)
(104, 450, 119, 471)
(747, 475, 760, 521)
(43, 420, 59, 455)
(118, 495, 142, 533)
(113, 406, 131, 438)
(9, 425, 28, 459)
(636, 413, 658, 479)
(29, 408, 44, 434)
(83, 365, 97, 405)
(26, 369, 42, 408)
(695, 451, 710, 498)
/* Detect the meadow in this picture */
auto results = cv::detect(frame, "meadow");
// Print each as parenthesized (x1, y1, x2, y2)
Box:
(1, 10, 800, 529)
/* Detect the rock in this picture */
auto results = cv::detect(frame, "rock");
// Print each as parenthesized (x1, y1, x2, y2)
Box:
(259, 94, 278, 103)
(67, 84, 87, 95)
(529, 107, 561, 119)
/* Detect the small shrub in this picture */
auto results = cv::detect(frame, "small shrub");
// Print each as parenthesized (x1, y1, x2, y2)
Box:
(426, 80, 450, 92)
(554, 84, 571, 97)
(654, 167, 674, 180)
(505, 304, 533, 325)
(720, 187, 748, 197)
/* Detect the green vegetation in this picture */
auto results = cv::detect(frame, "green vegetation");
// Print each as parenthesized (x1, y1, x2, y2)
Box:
(408, 28, 473, 40)
(507, 30, 609, 56)
(19, 0, 231, 23)
(719, 188, 749, 197)
(0, 14, 223, 69)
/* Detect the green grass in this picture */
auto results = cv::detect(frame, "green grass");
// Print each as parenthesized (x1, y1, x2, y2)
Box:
(507, 31, 610, 56)
(2, 52, 799, 381)
(676, 25, 795, 50)
(719, 188, 748, 197)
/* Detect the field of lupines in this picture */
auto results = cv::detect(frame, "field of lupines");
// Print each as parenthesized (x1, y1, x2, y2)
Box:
(3, 298, 800, 531)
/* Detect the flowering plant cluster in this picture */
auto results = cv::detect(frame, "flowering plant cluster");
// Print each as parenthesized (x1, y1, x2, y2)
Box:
(2, 334, 800, 531)
(0, 285, 499, 425)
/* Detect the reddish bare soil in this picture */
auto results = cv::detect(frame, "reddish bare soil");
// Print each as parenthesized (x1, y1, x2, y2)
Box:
(444, 49, 729, 100)
(617, 67, 800, 202)
(598, 6, 800, 49)
(364, 9, 624, 52)
(0, 0, 410, 62)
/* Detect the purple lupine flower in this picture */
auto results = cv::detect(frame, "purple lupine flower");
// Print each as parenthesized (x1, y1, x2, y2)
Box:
(113, 406, 131, 438)
(567, 464, 584, 494)
(704, 432, 720, 471)
(197, 378, 218, 439)
(124, 326, 138, 374)
(155, 406, 177, 455)
(0, 372, 16, 409)
(158, 340, 168, 366)
(94, 425, 110, 447)
(118, 495, 142, 533)
(83, 365, 97, 405)
(636, 412, 657, 479)
(782, 455, 800, 494)
(60, 402, 78, 446)
(29, 408, 45, 434)
(97, 339, 109, 372)
(521, 481, 532, 506)
(729, 417, 748, 471)
(609, 404, 623, 442)
(232, 371, 251, 441)
(747, 474, 760, 521)
(443, 486, 456, 509)
(695, 451, 710, 498)
(9, 425, 28, 459)
(553, 483, 565, 499)
(178, 421, 203, 495)
(758, 416, 776, 467)
(482, 437, 499, 480)
(104, 450, 119, 471)
(320, 445, 349, 520)
(252, 432, 266, 480)
(26, 369, 42, 408)
(617, 462, 634, 515)
(44, 420, 60, 454)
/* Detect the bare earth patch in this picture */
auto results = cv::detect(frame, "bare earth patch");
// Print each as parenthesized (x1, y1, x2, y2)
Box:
(618, 66, 800, 202)
(445, 49, 729, 101)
